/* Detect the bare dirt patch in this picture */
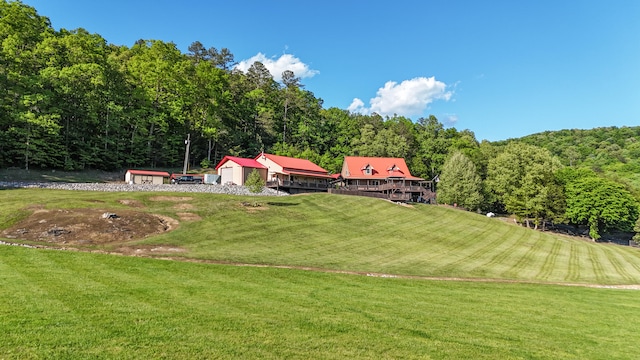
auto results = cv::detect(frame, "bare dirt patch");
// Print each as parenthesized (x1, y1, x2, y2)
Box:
(176, 212, 202, 221)
(116, 245, 187, 256)
(240, 201, 269, 212)
(118, 199, 144, 207)
(149, 196, 193, 202)
(174, 203, 194, 210)
(2, 208, 178, 246)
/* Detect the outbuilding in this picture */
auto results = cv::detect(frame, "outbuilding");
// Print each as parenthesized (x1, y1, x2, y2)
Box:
(124, 169, 170, 185)
(214, 156, 267, 185)
(256, 152, 333, 194)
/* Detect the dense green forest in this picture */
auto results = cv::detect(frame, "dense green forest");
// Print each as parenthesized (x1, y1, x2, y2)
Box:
(1, 1, 639, 238)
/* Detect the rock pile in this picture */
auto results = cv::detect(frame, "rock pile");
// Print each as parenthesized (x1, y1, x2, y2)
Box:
(0, 182, 288, 196)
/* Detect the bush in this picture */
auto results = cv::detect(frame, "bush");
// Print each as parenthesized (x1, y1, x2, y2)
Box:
(200, 159, 211, 169)
(245, 169, 265, 193)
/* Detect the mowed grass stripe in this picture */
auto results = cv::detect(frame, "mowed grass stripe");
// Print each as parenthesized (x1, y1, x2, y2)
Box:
(617, 249, 640, 274)
(566, 243, 583, 282)
(451, 225, 522, 277)
(429, 221, 517, 276)
(503, 231, 550, 279)
(478, 229, 531, 277)
(587, 245, 609, 283)
(1, 251, 126, 349)
(536, 237, 564, 281)
(415, 212, 500, 265)
(600, 246, 638, 283)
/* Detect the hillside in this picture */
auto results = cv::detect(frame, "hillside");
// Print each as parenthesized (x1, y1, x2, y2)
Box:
(500, 126, 640, 194)
(2, 189, 640, 285)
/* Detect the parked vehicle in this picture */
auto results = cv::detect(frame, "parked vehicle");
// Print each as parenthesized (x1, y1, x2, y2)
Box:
(171, 175, 203, 184)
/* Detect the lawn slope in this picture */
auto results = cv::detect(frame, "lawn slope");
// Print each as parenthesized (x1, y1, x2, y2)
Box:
(1, 245, 639, 359)
(2, 189, 640, 285)
(153, 193, 640, 285)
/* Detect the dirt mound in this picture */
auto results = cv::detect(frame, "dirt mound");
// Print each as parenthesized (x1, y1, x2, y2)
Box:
(2, 208, 177, 245)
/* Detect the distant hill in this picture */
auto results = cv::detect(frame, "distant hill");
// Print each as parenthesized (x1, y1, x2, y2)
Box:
(494, 126, 640, 195)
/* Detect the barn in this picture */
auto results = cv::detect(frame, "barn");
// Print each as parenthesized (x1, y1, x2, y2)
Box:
(214, 156, 267, 185)
(124, 169, 170, 185)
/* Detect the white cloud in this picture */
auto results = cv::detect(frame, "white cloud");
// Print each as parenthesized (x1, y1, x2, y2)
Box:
(347, 98, 365, 113)
(349, 77, 452, 117)
(442, 114, 459, 126)
(235, 52, 319, 82)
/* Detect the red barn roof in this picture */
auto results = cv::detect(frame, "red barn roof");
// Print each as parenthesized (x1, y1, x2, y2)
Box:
(255, 153, 329, 175)
(214, 156, 267, 170)
(342, 157, 423, 180)
(126, 169, 170, 177)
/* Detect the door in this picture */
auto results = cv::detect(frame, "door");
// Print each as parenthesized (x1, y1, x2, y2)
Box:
(220, 167, 234, 185)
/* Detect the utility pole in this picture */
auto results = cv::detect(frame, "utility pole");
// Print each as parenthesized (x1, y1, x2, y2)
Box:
(182, 133, 191, 174)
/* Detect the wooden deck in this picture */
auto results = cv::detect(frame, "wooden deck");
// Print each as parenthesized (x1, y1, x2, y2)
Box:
(266, 180, 329, 192)
(344, 184, 426, 192)
(329, 186, 436, 203)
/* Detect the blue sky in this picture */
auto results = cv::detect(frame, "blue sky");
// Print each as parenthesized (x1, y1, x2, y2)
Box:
(21, 0, 640, 141)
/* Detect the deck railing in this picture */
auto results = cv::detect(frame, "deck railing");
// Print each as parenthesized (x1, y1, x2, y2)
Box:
(346, 184, 425, 192)
(266, 180, 330, 190)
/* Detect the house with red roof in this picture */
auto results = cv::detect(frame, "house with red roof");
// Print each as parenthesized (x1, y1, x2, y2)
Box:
(255, 153, 332, 194)
(330, 156, 436, 203)
(124, 169, 170, 185)
(215, 156, 267, 185)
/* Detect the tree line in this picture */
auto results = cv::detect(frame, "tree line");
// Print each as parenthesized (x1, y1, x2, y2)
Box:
(2, 0, 639, 239)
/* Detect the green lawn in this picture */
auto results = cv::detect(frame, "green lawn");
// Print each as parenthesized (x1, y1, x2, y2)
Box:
(1, 245, 639, 359)
(2, 189, 640, 285)
(2, 189, 640, 358)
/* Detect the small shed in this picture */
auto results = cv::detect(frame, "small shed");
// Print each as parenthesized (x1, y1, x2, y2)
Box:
(124, 169, 170, 185)
(214, 156, 267, 185)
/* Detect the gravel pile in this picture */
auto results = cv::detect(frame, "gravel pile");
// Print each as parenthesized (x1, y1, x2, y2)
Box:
(0, 181, 289, 197)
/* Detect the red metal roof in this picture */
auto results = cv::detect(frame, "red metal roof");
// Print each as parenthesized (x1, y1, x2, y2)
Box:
(342, 157, 423, 180)
(255, 153, 329, 174)
(214, 156, 267, 170)
(126, 169, 170, 177)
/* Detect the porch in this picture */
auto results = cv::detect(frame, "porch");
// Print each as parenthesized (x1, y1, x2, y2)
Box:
(265, 173, 331, 193)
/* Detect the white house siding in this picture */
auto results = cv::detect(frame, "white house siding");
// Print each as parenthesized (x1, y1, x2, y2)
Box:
(124, 171, 166, 185)
(255, 156, 283, 182)
(218, 160, 267, 185)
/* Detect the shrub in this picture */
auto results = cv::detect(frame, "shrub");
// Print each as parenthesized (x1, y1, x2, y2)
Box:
(245, 169, 265, 193)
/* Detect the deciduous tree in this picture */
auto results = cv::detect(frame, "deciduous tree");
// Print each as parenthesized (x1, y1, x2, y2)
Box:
(565, 177, 639, 240)
(486, 143, 564, 228)
(437, 151, 483, 210)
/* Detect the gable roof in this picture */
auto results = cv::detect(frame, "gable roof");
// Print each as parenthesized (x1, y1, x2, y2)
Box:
(126, 169, 170, 177)
(214, 156, 267, 170)
(342, 157, 423, 180)
(256, 153, 329, 175)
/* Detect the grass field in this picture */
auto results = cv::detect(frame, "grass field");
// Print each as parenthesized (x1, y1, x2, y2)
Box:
(3, 189, 640, 285)
(1, 245, 639, 359)
(2, 188, 640, 358)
